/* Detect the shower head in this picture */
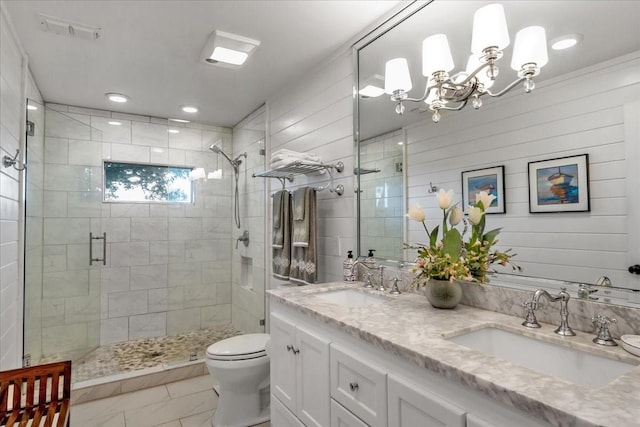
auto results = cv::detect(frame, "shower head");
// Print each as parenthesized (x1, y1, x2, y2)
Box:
(209, 144, 247, 171)
(209, 144, 235, 165)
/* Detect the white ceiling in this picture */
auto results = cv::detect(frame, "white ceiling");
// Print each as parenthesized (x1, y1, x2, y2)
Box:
(4, 0, 401, 127)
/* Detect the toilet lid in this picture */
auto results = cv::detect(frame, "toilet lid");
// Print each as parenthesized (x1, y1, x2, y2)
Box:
(207, 333, 269, 361)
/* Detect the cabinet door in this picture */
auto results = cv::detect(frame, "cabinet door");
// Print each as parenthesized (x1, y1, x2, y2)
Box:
(467, 414, 498, 427)
(272, 394, 306, 427)
(331, 399, 369, 427)
(296, 324, 331, 427)
(388, 375, 466, 427)
(330, 343, 387, 427)
(270, 312, 298, 414)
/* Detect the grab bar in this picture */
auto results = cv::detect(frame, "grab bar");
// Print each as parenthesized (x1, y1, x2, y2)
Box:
(89, 232, 106, 265)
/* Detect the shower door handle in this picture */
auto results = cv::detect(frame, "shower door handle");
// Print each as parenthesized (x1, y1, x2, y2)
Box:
(89, 232, 106, 266)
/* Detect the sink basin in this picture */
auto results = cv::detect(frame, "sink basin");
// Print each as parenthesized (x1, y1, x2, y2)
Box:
(448, 327, 635, 388)
(314, 289, 386, 307)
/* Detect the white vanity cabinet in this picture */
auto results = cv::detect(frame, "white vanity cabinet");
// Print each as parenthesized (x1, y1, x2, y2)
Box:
(331, 399, 369, 427)
(269, 312, 331, 427)
(330, 343, 387, 427)
(388, 375, 466, 427)
(270, 299, 551, 427)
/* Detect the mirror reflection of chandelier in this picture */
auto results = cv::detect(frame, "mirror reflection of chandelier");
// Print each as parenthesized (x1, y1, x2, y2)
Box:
(384, 3, 548, 123)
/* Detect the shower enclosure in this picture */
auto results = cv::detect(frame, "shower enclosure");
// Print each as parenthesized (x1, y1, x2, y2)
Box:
(22, 101, 266, 381)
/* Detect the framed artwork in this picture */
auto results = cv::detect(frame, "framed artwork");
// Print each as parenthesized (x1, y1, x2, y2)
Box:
(461, 165, 505, 214)
(527, 154, 590, 213)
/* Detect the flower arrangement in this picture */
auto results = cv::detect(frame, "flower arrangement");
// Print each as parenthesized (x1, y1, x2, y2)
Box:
(406, 189, 519, 286)
(406, 189, 471, 284)
(465, 191, 520, 283)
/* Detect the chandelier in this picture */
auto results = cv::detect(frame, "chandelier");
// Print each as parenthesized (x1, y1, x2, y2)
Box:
(384, 3, 548, 123)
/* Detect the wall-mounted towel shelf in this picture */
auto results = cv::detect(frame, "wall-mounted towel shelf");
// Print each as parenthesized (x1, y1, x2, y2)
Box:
(253, 161, 345, 196)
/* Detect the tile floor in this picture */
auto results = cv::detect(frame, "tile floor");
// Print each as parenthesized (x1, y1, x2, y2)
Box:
(42, 325, 241, 383)
(71, 374, 270, 427)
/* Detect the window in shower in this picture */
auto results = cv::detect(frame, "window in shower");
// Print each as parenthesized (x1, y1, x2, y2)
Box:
(103, 161, 194, 203)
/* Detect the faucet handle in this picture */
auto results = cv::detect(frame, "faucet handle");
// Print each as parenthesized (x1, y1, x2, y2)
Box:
(577, 284, 598, 300)
(521, 301, 541, 328)
(592, 315, 618, 346)
(389, 277, 401, 295)
(363, 273, 374, 289)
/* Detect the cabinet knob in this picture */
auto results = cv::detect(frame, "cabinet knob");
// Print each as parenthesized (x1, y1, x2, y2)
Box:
(629, 264, 640, 275)
(293, 348, 300, 354)
(349, 381, 359, 392)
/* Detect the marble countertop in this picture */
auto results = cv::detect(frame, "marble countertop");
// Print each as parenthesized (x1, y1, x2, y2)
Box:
(267, 282, 640, 427)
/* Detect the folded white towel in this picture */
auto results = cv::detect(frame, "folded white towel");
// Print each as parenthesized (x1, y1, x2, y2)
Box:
(271, 149, 321, 163)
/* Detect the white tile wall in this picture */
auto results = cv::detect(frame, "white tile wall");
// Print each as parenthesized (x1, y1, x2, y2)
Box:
(37, 104, 235, 351)
(266, 49, 355, 289)
(360, 129, 405, 260)
(0, 2, 38, 369)
(229, 107, 267, 333)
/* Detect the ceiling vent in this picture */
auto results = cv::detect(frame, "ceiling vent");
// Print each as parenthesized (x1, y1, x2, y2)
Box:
(39, 14, 102, 40)
(200, 30, 260, 69)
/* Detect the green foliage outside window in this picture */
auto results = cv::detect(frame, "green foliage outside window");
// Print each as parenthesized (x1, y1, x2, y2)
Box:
(104, 161, 193, 203)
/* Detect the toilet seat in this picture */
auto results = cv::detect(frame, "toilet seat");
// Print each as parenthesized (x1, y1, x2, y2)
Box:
(207, 333, 270, 361)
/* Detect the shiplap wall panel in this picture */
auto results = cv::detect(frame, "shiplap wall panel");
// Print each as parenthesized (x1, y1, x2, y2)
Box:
(267, 50, 354, 286)
(405, 53, 640, 288)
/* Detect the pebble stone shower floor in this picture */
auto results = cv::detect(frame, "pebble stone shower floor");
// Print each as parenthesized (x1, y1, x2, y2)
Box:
(41, 324, 241, 383)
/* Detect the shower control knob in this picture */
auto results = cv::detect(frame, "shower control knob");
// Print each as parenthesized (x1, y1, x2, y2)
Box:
(629, 264, 640, 275)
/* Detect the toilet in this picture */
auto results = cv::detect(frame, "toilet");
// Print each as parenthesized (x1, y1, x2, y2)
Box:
(206, 333, 271, 427)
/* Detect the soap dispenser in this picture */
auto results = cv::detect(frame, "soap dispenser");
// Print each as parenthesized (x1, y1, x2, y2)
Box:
(343, 251, 355, 282)
(366, 249, 376, 266)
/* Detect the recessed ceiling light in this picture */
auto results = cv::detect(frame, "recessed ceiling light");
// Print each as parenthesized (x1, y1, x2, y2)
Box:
(27, 105, 38, 110)
(397, 142, 404, 145)
(169, 118, 190, 123)
(551, 34, 583, 50)
(182, 106, 198, 113)
(108, 121, 122, 126)
(168, 129, 180, 134)
(106, 93, 129, 103)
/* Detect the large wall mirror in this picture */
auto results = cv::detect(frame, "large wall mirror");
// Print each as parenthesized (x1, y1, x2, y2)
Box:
(355, 1, 640, 301)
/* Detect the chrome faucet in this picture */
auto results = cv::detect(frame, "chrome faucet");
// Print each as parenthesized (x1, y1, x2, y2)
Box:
(351, 260, 384, 290)
(577, 283, 598, 300)
(522, 288, 576, 336)
(592, 315, 618, 346)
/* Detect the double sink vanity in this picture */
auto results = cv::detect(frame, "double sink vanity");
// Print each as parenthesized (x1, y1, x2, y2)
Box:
(267, 282, 640, 427)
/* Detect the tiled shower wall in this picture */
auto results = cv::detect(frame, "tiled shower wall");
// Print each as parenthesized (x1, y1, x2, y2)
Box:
(231, 106, 267, 333)
(40, 104, 234, 357)
(359, 129, 404, 260)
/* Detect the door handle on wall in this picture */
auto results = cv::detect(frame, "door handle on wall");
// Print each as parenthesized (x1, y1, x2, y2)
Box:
(89, 232, 106, 266)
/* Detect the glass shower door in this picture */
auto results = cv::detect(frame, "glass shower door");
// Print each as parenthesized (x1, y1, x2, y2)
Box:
(23, 100, 103, 366)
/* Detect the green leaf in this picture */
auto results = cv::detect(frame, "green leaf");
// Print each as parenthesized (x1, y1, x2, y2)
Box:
(430, 225, 439, 247)
(483, 228, 502, 244)
(443, 228, 462, 261)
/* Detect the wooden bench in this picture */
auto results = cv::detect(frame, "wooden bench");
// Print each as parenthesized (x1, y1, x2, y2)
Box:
(0, 361, 71, 427)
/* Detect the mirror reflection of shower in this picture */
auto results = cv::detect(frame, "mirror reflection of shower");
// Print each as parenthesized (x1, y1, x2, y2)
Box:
(209, 143, 247, 228)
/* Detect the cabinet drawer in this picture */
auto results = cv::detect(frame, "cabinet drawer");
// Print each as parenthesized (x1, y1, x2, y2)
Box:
(272, 394, 306, 427)
(331, 399, 369, 427)
(388, 375, 466, 427)
(330, 344, 387, 427)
